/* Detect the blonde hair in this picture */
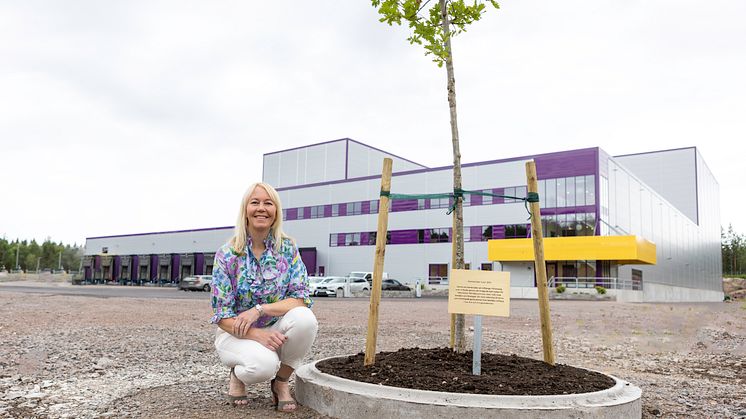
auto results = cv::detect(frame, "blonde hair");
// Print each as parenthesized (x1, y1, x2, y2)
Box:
(230, 182, 289, 254)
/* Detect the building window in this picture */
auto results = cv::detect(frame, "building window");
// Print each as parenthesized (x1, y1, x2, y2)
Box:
(417, 199, 426, 210)
(347, 201, 362, 216)
(545, 179, 557, 208)
(557, 178, 566, 207)
(515, 186, 527, 201)
(429, 228, 450, 243)
(429, 263, 449, 284)
(329, 233, 338, 247)
(369, 200, 379, 214)
(538, 180, 545, 206)
(585, 175, 595, 206)
(481, 263, 493, 271)
(482, 226, 493, 241)
(566, 176, 577, 207)
(430, 197, 451, 209)
(345, 233, 361, 246)
(332, 204, 340, 217)
(504, 187, 516, 203)
(297, 207, 305, 220)
(573, 176, 583, 206)
(310, 205, 324, 219)
(505, 224, 528, 238)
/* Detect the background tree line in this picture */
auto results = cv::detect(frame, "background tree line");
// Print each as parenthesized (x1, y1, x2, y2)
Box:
(722, 224, 746, 276)
(0, 237, 83, 273)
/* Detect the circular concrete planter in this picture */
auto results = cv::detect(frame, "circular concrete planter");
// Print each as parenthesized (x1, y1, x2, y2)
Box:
(295, 356, 641, 419)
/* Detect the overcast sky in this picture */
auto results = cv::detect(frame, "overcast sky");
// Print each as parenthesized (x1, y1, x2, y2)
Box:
(1, 1, 744, 246)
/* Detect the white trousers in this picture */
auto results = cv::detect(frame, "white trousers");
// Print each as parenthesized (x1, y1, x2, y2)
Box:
(214, 306, 318, 385)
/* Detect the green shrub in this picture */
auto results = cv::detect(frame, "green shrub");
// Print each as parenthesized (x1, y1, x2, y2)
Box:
(595, 285, 607, 295)
(555, 284, 566, 294)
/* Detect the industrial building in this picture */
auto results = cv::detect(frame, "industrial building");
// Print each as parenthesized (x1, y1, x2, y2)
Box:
(84, 138, 723, 302)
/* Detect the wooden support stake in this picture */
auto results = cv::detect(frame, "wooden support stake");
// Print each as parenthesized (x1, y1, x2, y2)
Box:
(526, 160, 556, 365)
(449, 210, 456, 349)
(364, 158, 393, 366)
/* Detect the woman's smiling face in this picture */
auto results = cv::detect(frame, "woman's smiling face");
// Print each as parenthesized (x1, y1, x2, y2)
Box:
(246, 185, 276, 234)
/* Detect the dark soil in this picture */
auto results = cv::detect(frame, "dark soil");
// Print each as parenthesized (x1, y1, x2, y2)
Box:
(316, 347, 616, 396)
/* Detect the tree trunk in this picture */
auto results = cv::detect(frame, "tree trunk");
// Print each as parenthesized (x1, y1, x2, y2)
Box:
(440, 0, 466, 353)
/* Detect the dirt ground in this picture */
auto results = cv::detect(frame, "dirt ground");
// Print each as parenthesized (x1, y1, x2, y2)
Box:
(0, 283, 744, 418)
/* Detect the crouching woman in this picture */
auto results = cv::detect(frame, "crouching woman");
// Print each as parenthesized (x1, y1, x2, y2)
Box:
(210, 182, 318, 413)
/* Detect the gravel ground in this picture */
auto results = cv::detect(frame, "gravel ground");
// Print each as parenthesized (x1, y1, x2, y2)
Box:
(1, 283, 745, 418)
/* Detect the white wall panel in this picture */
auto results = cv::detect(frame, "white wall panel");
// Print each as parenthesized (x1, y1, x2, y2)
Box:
(615, 148, 697, 223)
(85, 228, 232, 256)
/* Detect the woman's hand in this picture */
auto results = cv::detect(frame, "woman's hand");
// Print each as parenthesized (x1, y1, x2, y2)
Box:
(248, 328, 288, 351)
(232, 307, 261, 337)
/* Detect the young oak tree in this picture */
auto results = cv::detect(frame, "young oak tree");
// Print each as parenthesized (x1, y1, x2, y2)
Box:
(371, 0, 499, 352)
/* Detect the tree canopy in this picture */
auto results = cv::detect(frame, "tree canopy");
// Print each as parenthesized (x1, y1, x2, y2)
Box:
(0, 237, 83, 272)
(372, 0, 499, 66)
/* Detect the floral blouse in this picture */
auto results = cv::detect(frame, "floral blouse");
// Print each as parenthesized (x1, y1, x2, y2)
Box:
(210, 234, 313, 328)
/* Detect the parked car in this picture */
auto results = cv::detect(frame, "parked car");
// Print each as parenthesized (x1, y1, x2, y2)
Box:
(348, 271, 388, 285)
(314, 276, 369, 297)
(381, 279, 411, 291)
(179, 275, 213, 291)
(308, 276, 330, 295)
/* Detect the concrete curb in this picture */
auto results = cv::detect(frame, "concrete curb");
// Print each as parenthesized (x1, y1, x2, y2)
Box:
(296, 356, 641, 418)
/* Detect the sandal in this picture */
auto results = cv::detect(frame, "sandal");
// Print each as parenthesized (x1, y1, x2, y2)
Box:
(270, 375, 297, 413)
(227, 368, 249, 407)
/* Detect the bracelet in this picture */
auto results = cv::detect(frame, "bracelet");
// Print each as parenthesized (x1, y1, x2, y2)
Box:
(254, 304, 264, 316)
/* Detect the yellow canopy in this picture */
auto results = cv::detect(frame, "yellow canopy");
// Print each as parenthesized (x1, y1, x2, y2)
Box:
(487, 235, 656, 265)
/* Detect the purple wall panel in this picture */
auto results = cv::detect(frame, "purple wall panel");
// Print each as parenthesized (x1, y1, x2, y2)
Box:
(287, 208, 298, 220)
(94, 255, 101, 270)
(337, 234, 346, 246)
(535, 148, 597, 179)
(361, 201, 370, 214)
(195, 253, 204, 275)
(471, 194, 482, 206)
(150, 255, 158, 280)
(339, 205, 347, 216)
(470, 226, 482, 242)
(324, 205, 332, 217)
(171, 254, 180, 281)
(390, 230, 417, 244)
(361, 232, 370, 245)
(113, 256, 121, 281)
(391, 199, 418, 212)
(494, 225, 505, 239)
(303, 207, 311, 219)
(84, 266, 92, 280)
(131, 255, 139, 279)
